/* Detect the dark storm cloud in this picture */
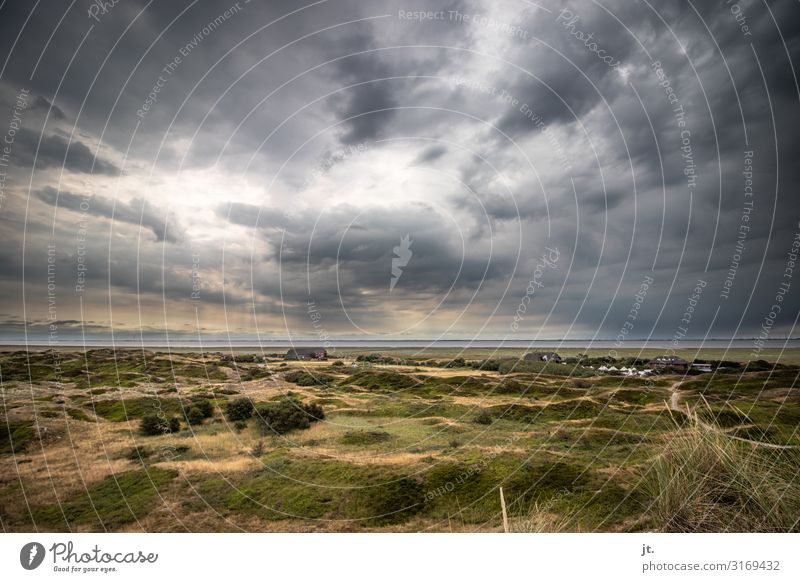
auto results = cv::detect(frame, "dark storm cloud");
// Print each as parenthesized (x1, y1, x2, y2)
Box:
(217, 203, 295, 231)
(0, 318, 109, 333)
(34, 187, 183, 243)
(12, 128, 120, 175)
(0, 0, 799, 339)
(30, 96, 66, 120)
(492, 3, 641, 137)
(413, 144, 448, 164)
(329, 37, 399, 145)
(218, 201, 512, 314)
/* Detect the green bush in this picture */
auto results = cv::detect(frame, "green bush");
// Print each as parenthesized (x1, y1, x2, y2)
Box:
(225, 398, 254, 421)
(443, 357, 466, 368)
(185, 407, 206, 426)
(192, 399, 214, 418)
(125, 445, 151, 461)
(469, 359, 504, 371)
(283, 370, 335, 386)
(355, 353, 408, 365)
(139, 415, 180, 436)
(255, 399, 325, 435)
(473, 409, 493, 425)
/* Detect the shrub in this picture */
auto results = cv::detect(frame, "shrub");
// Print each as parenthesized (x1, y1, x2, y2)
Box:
(185, 406, 206, 426)
(255, 399, 325, 435)
(225, 398, 254, 421)
(444, 357, 466, 368)
(283, 370, 335, 386)
(470, 359, 502, 371)
(139, 415, 180, 436)
(473, 409, 493, 425)
(355, 353, 407, 365)
(125, 445, 151, 461)
(192, 399, 214, 418)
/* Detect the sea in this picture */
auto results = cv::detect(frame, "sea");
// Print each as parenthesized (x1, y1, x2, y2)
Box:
(2, 338, 797, 349)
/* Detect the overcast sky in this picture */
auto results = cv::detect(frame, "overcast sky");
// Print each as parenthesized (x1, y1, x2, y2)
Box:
(0, 0, 798, 342)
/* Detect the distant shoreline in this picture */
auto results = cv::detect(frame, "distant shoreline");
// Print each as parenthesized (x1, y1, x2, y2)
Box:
(0, 338, 796, 349)
(2, 339, 800, 365)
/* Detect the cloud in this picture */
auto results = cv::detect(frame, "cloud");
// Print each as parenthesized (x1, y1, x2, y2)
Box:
(12, 129, 120, 175)
(34, 187, 183, 243)
(0, 0, 798, 339)
(413, 145, 448, 164)
(29, 95, 66, 120)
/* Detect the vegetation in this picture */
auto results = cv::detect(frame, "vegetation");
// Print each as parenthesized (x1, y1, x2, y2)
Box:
(139, 415, 180, 436)
(0, 420, 36, 454)
(225, 398, 255, 421)
(255, 399, 324, 435)
(185, 407, 206, 425)
(643, 417, 800, 532)
(283, 370, 335, 387)
(2, 348, 798, 532)
(31, 468, 177, 529)
(340, 430, 393, 445)
(473, 409, 493, 425)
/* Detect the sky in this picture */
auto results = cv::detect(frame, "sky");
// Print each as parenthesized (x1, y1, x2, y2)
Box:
(0, 0, 798, 343)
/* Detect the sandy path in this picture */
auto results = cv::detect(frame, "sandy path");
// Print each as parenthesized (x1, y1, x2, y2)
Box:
(666, 378, 798, 450)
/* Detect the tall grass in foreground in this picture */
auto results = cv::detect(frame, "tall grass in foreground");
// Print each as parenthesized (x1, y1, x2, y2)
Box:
(509, 499, 580, 533)
(643, 417, 800, 532)
(509, 407, 799, 533)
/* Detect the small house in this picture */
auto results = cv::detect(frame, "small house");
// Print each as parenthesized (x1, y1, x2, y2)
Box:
(648, 356, 689, 372)
(285, 347, 328, 361)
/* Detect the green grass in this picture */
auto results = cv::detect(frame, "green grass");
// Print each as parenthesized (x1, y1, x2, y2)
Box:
(189, 451, 621, 528)
(341, 396, 473, 419)
(85, 395, 219, 423)
(682, 369, 799, 399)
(88, 397, 183, 422)
(339, 430, 394, 445)
(31, 468, 177, 530)
(3, 348, 799, 532)
(498, 359, 593, 377)
(66, 408, 93, 422)
(0, 351, 228, 389)
(423, 454, 598, 524)
(0, 420, 36, 454)
(601, 388, 669, 406)
(340, 370, 421, 391)
(198, 455, 423, 525)
(486, 399, 607, 424)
